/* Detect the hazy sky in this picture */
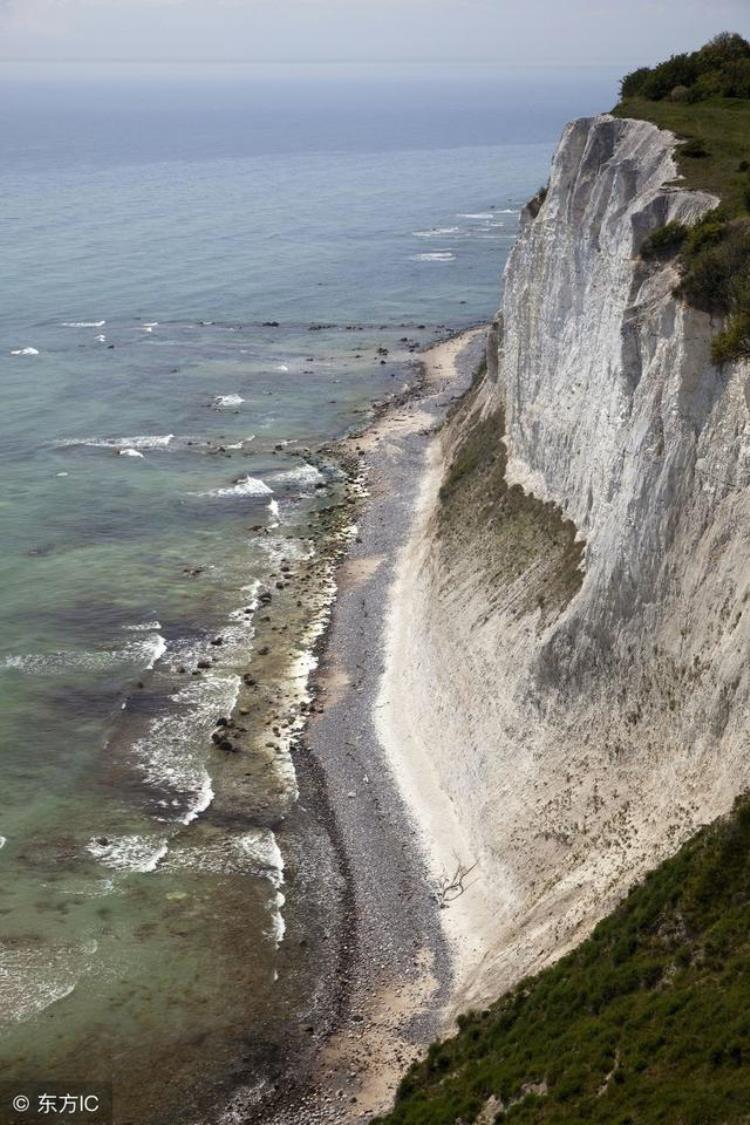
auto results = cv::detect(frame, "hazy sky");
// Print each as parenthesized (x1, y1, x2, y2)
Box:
(0, 0, 748, 66)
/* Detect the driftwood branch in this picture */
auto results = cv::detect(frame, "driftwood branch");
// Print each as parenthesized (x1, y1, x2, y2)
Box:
(434, 860, 478, 908)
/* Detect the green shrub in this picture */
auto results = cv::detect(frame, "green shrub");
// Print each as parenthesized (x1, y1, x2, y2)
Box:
(620, 32, 750, 102)
(642, 209, 750, 364)
(711, 311, 750, 364)
(676, 218, 750, 320)
(640, 221, 687, 259)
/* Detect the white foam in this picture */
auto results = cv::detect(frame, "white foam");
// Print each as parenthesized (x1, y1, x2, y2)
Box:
(271, 463, 324, 490)
(62, 320, 106, 328)
(165, 827, 284, 882)
(96, 334, 107, 343)
(0, 942, 87, 1023)
(119, 448, 144, 458)
(0, 837, 5, 850)
(412, 226, 461, 237)
(411, 251, 455, 262)
(132, 674, 238, 823)
(87, 834, 168, 873)
(276, 364, 289, 373)
(10, 347, 39, 356)
(59, 434, 174, 451)
(205, 475, 273, 499)
(458, 211, 496, 219)
(143, 634, 167, 669)
(225, 435, 256, 449)
(267, 498, 280, 523)
(57, 472, 69, 478)
(182, 771, 214, 826)
(124, 620, 162, 633)
(213, 394, 244, 407)
(2, 634, 165, 675)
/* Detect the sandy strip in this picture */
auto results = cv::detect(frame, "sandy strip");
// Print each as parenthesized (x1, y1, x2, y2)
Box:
(375, 337, 500, 1004)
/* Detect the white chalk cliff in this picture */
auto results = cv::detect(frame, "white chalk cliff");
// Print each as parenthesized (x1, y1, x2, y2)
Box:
(379, 113, 750, 1013)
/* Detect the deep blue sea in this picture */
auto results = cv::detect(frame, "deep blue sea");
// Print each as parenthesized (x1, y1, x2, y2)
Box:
(0, 63, 620, 1121)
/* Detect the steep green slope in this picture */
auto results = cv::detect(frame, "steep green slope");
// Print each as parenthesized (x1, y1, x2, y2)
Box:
(375, 797, 750, 1124)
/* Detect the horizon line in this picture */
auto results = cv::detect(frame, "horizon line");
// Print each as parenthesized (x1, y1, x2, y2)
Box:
(0, 57, 629, 68)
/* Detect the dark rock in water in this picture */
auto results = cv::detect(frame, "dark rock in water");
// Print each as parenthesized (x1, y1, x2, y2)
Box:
(258, 646, 271, 656)
(97, 837, 109, 847)
(258, 591, 272, 604)
(196, 660, 211, 670)
(215, 716, 230, 727)
(210, 637, 224, 646)
(211, 732, 237, 752)
(262, 320, 280, 327)
(177, 665, 187, 674)
(243, 674, 257, 686)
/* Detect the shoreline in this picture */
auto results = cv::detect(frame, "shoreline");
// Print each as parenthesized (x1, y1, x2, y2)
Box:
(256, 325, 488, 1124)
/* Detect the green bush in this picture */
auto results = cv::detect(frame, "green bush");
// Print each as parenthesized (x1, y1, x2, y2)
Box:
(676, 218, 750, 324)
(642, 208, 750, 364)
(711, 311, 750, 364)
(639, 221, 687, 259)
(620, 32, 750, 103)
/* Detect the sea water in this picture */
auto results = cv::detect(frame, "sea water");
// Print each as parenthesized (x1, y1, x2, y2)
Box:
(0, 63, 620, 1121)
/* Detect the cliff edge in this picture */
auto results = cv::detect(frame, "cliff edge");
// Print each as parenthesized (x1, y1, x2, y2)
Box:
(378, 113, 750, 1013)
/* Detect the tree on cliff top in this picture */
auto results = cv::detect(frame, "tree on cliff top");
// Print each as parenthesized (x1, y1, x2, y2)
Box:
(621, 32, 750, 102)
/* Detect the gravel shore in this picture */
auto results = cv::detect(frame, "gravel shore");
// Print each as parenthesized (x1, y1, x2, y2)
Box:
(252, 326, 488, 1124)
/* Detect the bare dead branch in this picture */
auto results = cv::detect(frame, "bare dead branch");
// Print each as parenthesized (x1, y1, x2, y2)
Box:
(434, 859, 479, 908)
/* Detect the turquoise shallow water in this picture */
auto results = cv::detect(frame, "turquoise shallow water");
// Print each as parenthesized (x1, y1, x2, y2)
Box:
(0, 64, 619, 1120)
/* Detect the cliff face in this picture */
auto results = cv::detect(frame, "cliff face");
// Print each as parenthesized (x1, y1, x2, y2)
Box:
(378, 114, 750, 1011)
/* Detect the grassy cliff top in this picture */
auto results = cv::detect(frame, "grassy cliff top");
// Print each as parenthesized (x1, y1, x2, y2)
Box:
(612, 96, 750, 215)
(375, 797, 750, 1124)
(609, 33, 750, 364)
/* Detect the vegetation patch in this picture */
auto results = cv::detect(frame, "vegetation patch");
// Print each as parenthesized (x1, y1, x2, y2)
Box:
(374, 794, 750, 1125)
(620, 32, 750, 104)
(438, 389, 583, 623)
(613, 33, 750, 363)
